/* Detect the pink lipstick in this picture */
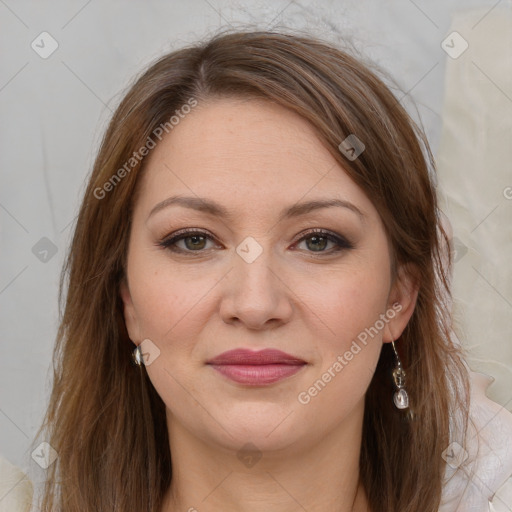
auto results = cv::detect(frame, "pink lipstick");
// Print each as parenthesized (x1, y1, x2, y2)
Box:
(206, 348, 306, 386)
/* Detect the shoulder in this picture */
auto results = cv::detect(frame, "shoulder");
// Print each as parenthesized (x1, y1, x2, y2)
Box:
(439, 371, 512, 511)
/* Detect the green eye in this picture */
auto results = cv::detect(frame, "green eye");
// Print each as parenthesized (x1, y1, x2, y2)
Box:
(294, 230, 353, 253)
(160, 230, 215, 253)
(159, 229, 353, 255)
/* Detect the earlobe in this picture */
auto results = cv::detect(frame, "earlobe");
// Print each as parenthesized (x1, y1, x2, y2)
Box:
(383, 263, 420, 343)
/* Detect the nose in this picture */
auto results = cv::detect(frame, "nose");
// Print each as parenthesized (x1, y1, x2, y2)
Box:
(219, 243, 294, 330)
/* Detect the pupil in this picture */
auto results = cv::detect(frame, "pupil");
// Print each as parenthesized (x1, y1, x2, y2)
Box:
(308, 236, 327, 251)
(186, 235, 205, 250)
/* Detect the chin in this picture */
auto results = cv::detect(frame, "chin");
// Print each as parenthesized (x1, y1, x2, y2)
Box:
(207, 405, 304, 451)
(214, 425, 301, 456)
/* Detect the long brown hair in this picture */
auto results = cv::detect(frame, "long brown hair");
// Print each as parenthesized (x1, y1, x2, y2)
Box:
(33, 29, 470, 511)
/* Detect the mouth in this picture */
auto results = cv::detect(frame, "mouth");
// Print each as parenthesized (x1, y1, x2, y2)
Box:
(206, 348, 307, 386)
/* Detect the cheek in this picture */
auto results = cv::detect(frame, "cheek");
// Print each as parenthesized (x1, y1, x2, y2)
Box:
(127, 262, 216, 411)
(297, 260, 390, 401)
(130, 265, 215, 344)
(307, 262, 391, 347)
(295, 289, 385, 425)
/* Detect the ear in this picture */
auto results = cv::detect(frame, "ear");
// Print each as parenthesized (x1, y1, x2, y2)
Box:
(119, 277, 141, 345)
(382, 263, 420, 343)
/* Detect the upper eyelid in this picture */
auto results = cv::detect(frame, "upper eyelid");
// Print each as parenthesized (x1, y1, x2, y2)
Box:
(159, 229, 220, 250)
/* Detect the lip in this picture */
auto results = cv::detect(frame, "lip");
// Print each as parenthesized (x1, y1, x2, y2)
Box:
(206, 348, 307, 386)
(207, 348, 306, 365)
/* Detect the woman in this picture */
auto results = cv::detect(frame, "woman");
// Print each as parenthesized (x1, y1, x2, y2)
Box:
(31, 30, 512, 511)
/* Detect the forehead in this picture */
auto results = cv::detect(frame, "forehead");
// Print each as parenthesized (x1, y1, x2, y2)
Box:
(135, 97, 375, 220)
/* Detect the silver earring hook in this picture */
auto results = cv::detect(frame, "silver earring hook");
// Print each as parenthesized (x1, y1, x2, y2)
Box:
(391, 337, 409, 410)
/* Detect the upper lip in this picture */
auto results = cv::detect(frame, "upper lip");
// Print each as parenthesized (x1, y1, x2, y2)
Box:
(206, 348, 306, 365)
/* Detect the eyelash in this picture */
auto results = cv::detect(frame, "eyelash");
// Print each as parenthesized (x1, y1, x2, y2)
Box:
(158, 228, 354, 256)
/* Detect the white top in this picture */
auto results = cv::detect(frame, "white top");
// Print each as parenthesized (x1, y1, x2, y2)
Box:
(438, 370, 512, 511)
(437, 211, 512, 511)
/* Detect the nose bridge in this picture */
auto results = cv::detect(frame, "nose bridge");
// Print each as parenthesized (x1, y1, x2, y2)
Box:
(234, 236, 279, 299)
(221, 235, 292, 328)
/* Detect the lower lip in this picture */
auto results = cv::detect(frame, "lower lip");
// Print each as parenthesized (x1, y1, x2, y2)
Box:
(209, 364, 305, 385)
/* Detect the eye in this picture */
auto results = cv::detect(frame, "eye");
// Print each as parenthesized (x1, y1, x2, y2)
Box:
(158, 228, 353, 255)
(293, 229, 353, 254)
(158, 229, 219, 253)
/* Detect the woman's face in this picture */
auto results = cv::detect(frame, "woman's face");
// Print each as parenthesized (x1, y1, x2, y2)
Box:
(120, 97, 417, 453)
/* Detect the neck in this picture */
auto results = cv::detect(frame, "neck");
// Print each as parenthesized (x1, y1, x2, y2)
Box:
(161, 403, 370, 512)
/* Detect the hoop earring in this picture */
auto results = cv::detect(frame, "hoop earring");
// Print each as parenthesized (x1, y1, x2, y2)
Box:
(391, 339, 409, 410)
(132, 345, 143, 366)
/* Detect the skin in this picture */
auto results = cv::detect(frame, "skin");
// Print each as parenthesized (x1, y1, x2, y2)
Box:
(120, 97, 419, 512)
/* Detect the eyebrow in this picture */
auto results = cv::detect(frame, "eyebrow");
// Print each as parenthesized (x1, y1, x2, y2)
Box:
(148, 195, 366, 223)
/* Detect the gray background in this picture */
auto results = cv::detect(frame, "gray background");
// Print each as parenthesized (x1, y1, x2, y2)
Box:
(1, 0, 511, 496)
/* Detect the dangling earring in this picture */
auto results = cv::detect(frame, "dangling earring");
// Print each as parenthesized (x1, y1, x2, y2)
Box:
(391, 339, 409, 410)
(132, 345, 143, 366)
